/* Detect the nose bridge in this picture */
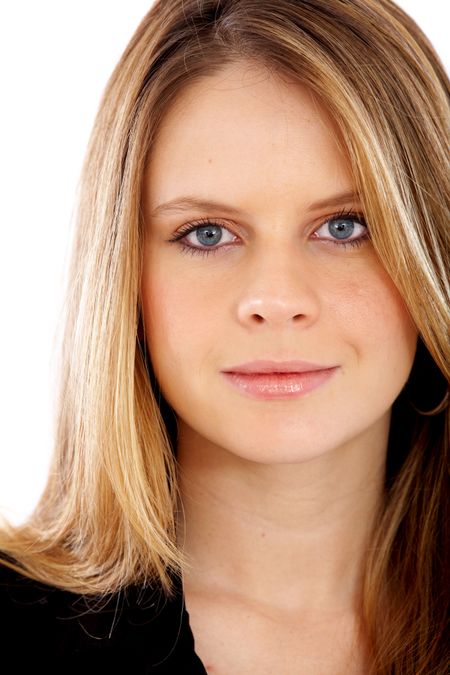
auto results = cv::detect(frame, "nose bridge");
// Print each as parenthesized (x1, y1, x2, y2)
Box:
(235, 242, 320, 326)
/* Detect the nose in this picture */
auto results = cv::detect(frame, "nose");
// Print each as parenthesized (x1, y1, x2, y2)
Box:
(235, 249, 320, 329)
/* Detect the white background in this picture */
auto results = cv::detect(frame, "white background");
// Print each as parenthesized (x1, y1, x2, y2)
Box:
(0, 1, 448, 525)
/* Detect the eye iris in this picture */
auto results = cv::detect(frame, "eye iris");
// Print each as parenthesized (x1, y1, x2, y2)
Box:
(197, 225, 222, 246)
(329, 219, 354, 239)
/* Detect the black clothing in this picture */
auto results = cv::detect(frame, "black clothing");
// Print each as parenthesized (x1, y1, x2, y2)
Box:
(0, 562, 207, 674)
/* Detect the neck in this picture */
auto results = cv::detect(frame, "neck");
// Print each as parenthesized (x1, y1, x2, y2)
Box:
(176, 419, 387, 615)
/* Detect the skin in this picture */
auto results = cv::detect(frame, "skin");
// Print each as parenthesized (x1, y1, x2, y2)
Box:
(141, 61, 418, 673)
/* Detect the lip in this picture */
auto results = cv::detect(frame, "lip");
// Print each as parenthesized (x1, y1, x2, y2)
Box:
(221, 362, 339, 400)
(222, 359, 335, 374)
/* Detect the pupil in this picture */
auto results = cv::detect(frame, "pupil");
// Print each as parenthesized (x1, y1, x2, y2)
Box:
(198, 225, 221, 246)
(330, 220, 354, 239)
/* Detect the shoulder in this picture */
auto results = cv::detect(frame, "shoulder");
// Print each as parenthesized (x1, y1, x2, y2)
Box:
(0, 560, 204, 674)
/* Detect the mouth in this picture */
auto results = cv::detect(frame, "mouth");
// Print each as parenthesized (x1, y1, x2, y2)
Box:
(221, 366, 339, 400)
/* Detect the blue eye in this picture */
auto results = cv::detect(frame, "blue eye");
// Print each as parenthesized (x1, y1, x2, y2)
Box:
(328, 219, 356, 239)
(313, 212, 368, 246)
(168, 219, 237, 257)
(189, 223, 228, 247)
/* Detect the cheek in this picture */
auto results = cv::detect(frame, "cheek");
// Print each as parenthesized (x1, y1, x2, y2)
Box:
(326, 262, 418, 372)
(141, 263, 213, 376)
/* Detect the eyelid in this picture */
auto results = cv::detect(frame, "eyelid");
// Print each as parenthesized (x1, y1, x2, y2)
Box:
(168, 217, 238, 242)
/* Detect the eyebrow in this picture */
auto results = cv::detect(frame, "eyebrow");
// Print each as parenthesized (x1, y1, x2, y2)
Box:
(149, 190, 360, 218)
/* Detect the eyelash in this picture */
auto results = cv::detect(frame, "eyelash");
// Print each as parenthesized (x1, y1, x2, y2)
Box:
(167, 208, 369, 258)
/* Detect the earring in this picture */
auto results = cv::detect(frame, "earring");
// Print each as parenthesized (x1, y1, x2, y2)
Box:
(410, 388, 449, 416)
(404, 336, 449, 417)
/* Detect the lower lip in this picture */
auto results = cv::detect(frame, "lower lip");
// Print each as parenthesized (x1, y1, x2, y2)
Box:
(221, 368, 339, 400)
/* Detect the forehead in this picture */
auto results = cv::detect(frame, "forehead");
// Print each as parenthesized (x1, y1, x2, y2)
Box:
(146, 61, 352, 212)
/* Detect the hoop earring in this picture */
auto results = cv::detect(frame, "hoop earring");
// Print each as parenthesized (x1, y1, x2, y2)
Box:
(410, 388, 449, 416)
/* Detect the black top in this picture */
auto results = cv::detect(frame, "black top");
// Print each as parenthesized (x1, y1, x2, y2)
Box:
(0, 562, 207, 674)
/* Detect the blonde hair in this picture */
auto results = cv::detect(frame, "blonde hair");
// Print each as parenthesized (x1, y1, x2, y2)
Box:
(1, 1, 448, 672)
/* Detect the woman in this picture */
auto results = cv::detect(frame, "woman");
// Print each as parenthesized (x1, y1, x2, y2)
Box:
(0, 1, 448, 673)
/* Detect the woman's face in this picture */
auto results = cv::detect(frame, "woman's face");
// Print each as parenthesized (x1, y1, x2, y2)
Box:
(141, 61, 418, 465)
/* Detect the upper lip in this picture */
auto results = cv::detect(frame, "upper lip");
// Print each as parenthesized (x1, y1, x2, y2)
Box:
(222, 360, 337, 374)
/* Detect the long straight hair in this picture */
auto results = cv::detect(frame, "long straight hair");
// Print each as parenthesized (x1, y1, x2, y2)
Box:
(1, 1, 448, 672)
